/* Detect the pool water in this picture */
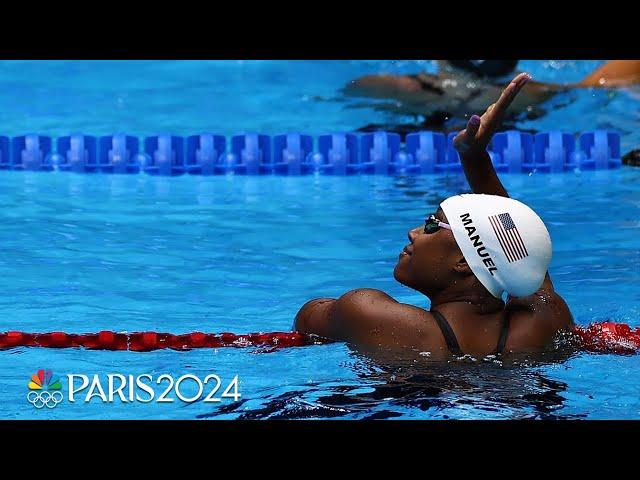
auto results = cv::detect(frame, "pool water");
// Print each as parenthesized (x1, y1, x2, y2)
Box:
(0, 60, 639, 419)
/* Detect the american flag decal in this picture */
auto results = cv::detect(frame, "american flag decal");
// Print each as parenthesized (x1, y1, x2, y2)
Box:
(488, 213, 529, 263)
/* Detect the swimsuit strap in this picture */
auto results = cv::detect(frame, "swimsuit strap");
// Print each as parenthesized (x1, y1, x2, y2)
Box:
(430, 310, 463, 356)
(494, 314, 511, 356)
(431, 309, 511, 357)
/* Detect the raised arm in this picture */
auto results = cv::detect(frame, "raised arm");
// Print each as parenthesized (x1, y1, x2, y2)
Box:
(452, 73, 572, 329)
(453, 72, 532, 198)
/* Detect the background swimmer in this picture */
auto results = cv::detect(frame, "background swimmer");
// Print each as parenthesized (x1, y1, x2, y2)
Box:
(295, 72, 574, 360)
(343, 60, 640, 127)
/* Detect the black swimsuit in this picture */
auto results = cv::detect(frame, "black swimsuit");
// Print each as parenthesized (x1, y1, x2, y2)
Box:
(431, 310, 510, 357)
(408, 74, 445, 95)
(408, 73, 493, 107)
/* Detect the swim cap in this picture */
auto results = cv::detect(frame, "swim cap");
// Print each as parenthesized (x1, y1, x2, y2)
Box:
(440, 194, 551, 298)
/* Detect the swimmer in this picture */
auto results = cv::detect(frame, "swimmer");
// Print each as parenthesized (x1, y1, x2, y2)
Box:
(295, 72, 574, 360)
(623, 149, 640, 166)
(342, 60, 640, 120)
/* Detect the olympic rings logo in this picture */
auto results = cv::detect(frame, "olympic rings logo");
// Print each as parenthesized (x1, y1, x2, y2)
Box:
(27, 369, 64, 409)
(26, 390, 63, 409)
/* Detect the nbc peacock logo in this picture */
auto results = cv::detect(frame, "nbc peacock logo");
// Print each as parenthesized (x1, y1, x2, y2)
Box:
(27, 369, 63, 409)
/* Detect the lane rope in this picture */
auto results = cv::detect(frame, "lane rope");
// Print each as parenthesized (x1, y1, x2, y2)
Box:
(0, 331, 311, 352)
(1, 322, 638, 354)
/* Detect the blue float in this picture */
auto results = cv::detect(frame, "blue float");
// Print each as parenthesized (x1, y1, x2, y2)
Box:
(10, 135, 54, 171)
(577, 131, 622, 170)
(359, 131, 402, 174)
(405, 131, 447, 174)
(317, 133, 359, 175)
(54, 134, 98, 173)
(228, 133, 272, 175)
(98, 135, 141, 174)
(442, 132, 464, 172)
(0, 136, 10, 170)
(143, 135, 185, 176)
(273, 133, 314, 175)
(533, 132, 579, 172)
(186, 134, 226, 175)
(490, 131, 535, 173)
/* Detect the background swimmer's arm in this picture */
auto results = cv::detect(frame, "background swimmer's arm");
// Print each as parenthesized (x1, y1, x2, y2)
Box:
(577, 60, 640, 88)
(529, 61, 640, 91)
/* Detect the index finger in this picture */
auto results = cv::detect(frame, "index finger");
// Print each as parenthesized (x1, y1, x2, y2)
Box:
(481, 72, 532, 130)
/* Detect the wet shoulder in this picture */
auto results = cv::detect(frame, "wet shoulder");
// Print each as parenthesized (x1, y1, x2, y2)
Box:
(333, 289, 447, 353)
(505, 291, 574, 352)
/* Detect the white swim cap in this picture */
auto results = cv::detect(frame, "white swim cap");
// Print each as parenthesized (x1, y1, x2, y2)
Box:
(440, 194, 551, 298)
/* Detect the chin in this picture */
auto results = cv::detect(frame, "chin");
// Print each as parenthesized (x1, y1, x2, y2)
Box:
(393, 262, 410, 287)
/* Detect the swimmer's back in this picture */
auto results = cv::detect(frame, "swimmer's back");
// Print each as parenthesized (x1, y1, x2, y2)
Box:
(295, 282, 573, 359)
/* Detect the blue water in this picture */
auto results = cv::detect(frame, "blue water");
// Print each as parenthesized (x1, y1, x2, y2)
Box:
(1, 60, 639, 419)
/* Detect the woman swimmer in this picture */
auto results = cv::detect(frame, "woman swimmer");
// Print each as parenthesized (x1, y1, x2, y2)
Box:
(342, 60, 640, 121)
(295, 72, 574, 360)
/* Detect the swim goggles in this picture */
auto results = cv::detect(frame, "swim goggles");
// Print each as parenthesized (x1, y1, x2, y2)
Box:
(424, 214, 452, 234)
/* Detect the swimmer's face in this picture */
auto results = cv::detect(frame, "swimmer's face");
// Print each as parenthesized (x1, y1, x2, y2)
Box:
(393, 207, 467, 296)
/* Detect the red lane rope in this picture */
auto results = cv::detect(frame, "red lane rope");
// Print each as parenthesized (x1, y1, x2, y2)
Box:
(0, 322, 638, 354)
(0, 331, 311, 352)
(571, 322, 640, 355)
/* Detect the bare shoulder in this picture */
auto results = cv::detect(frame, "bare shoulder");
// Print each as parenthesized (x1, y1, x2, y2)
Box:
(295, 288, 446, 352)
(505, 277, 574, 350)
(294, 297, 337, 338)
(329, 289, 445, 351)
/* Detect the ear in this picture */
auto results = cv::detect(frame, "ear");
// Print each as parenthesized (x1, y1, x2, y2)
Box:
(454, 256, 473, 275)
